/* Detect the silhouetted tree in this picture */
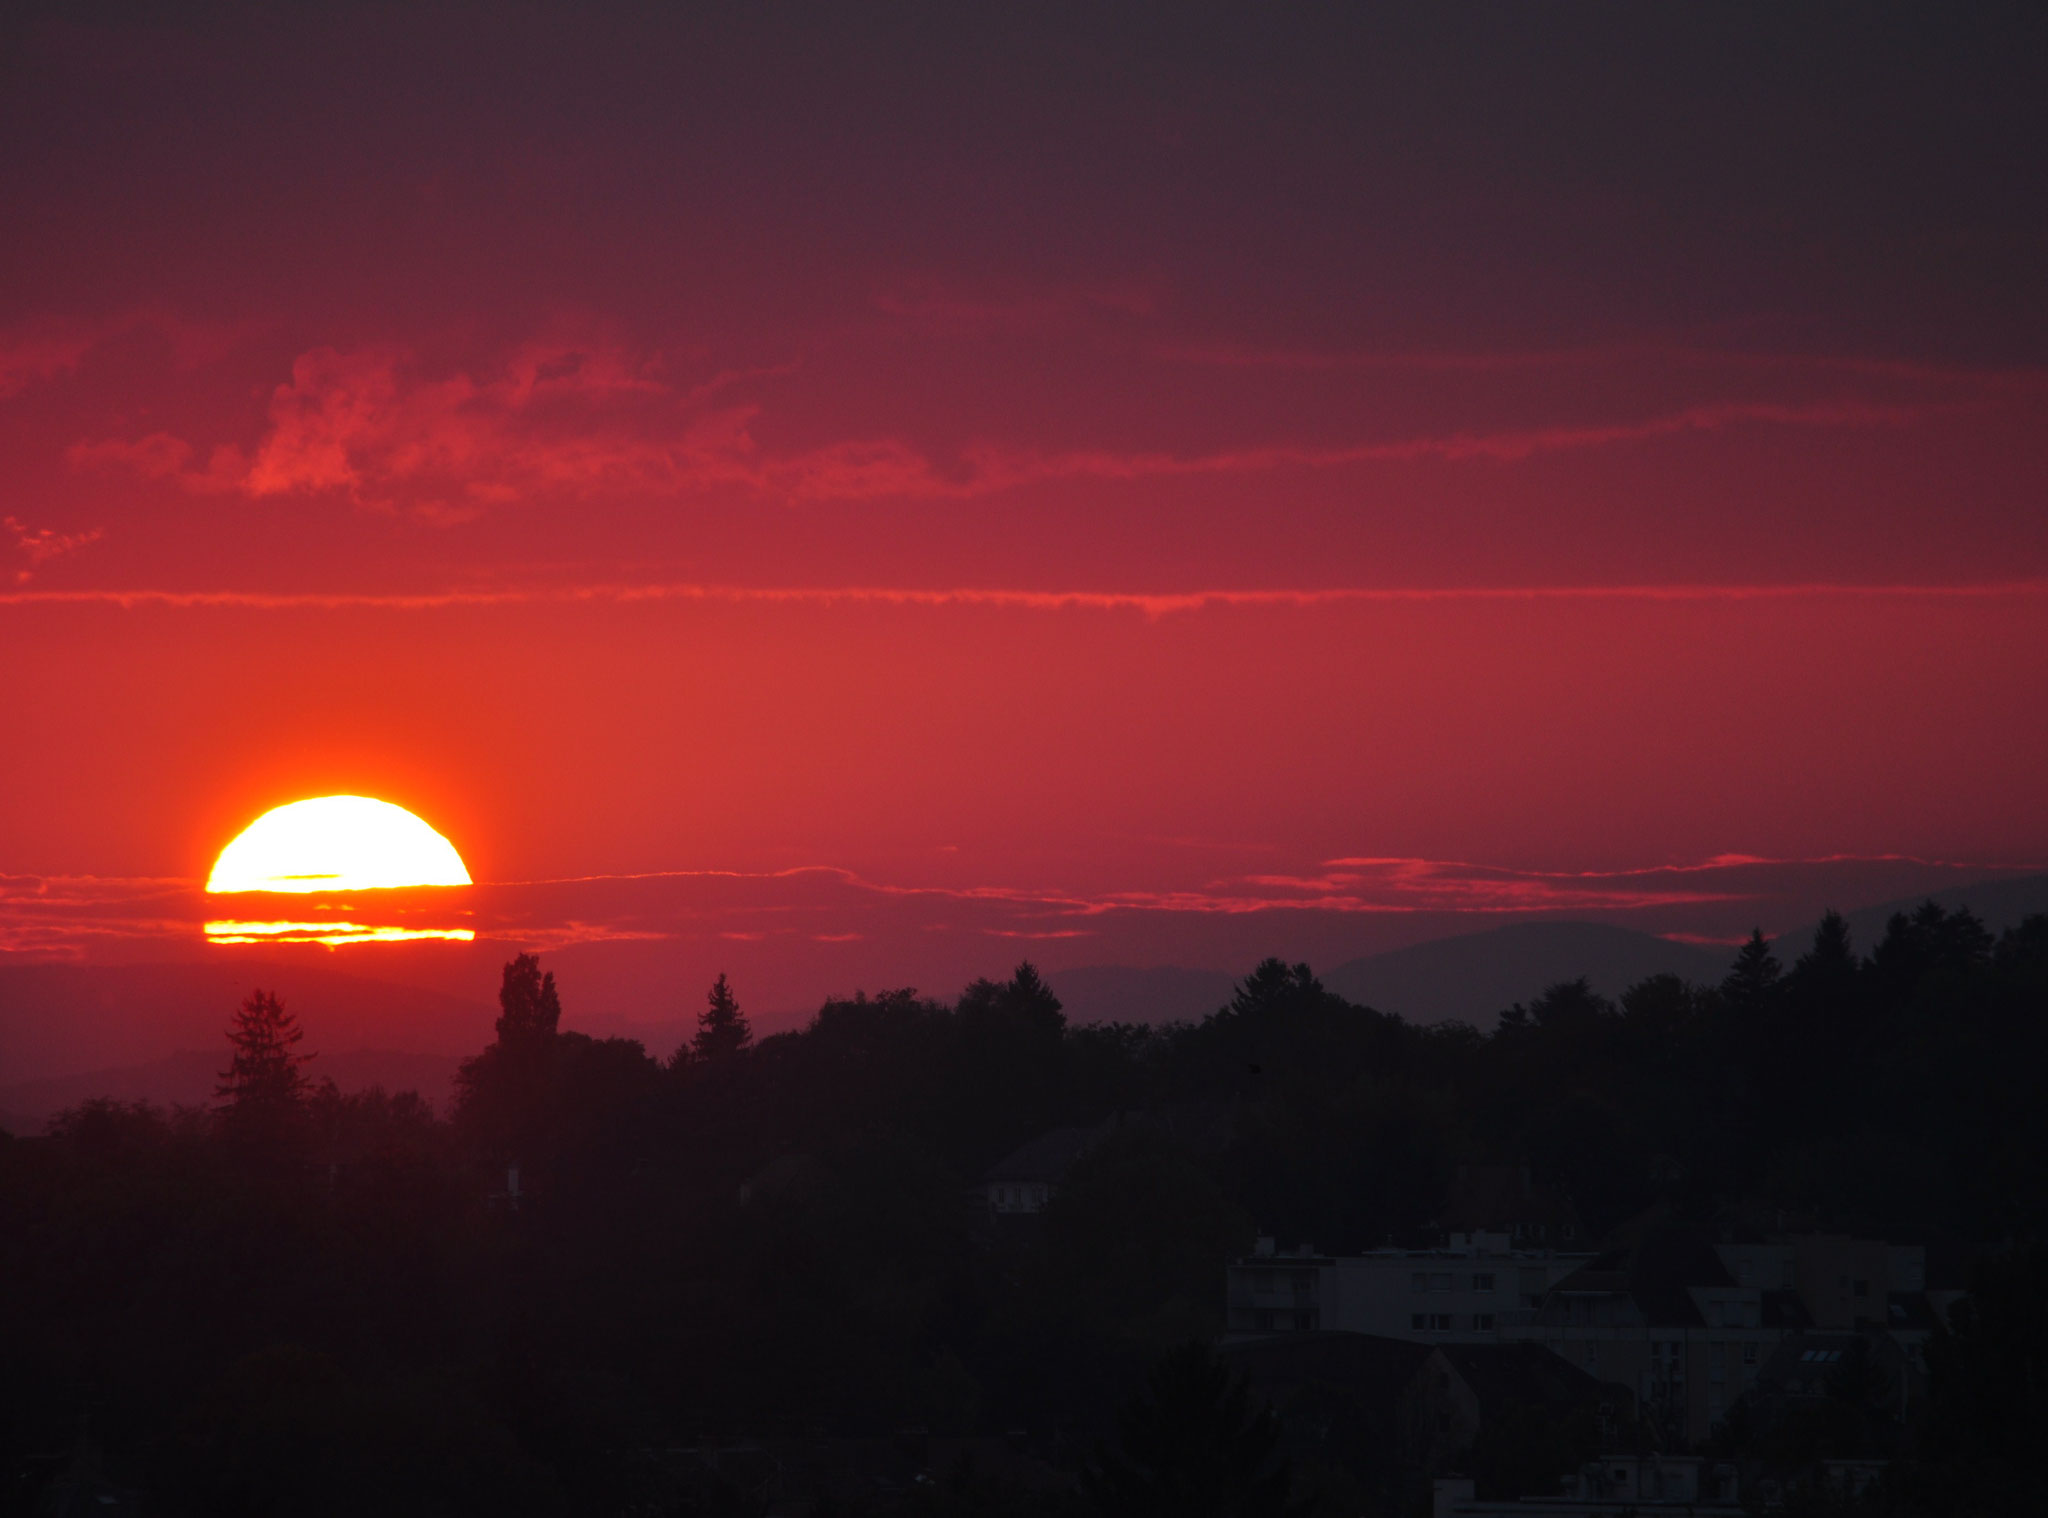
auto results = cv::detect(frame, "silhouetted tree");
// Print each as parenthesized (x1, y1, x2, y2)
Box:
(1083, 1342, 1309, 1518)
(1721, 929, 1783, 1018)
(216, 989, 313, 1139)
(1229, 959, 1323, 1021)
(494, 952, 562, 1048)
(687, 972, 752, 1064)
(456, 953, 566, 1162)
(1794, 910, 1858, 986)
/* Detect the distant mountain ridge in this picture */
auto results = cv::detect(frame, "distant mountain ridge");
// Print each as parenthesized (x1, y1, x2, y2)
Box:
(1769, 871, 2048, 961)
(1320, 921, 1734, 1028)
(1049, 923, 1732, 1031)
(10, 874, 2042, 1128)
(1044, 964, 1240, 1027)
(0, 1048, 461, 1135)
(1051, 873, 2048, 1031)
(0, 960, 493, 1086)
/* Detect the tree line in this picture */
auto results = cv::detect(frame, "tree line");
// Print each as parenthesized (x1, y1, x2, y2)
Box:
(3, 902, 2045, 1515)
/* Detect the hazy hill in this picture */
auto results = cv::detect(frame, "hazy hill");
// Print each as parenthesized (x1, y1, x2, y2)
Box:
(1048, 923, 1735, 1031)
(1046, 964, 1240, 1027)
(1770, 872, 2048, 960)
(0, 1047, 461, 1134)
(1320, 921, 1734, 1028)
(0, 961, 494, 1087)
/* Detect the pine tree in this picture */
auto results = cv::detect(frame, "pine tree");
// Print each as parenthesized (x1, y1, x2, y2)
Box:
(1795, 909, 1858, 984)
(1721, 928, 1783, 1018)
(689, 973, 751, 1063)
(216, 988, 313, 1131)
(1002, 960, 1066, 1036)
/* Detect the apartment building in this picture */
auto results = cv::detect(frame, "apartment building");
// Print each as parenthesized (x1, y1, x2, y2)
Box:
(1226, 1231, 1595, 1340)
(1511, 1227, 1943, 1447)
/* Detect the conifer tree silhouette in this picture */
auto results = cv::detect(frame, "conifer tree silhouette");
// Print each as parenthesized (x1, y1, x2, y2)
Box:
(1721, 928, 1783, 1018)
(216, 988, 313, 1135)
(689, 972, 752, 1063)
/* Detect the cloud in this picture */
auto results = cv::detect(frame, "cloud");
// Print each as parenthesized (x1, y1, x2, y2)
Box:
(7, 852, 2033, 964)
(0, 324, 101, 399)
(1, 310, 252, 400)
(1155, 340, 2048, 389)
(948, 399, 1939, 490)
(66, 331, 1948, 511)
(6, 578, 2046, 616)
(70, 342, 760, 508)
(4, 516, 103, 584)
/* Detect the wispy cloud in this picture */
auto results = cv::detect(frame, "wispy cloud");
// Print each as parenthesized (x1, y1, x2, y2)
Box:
(67, 333, 1947, 509)
(6, 852, 2033, 962)
(6, 578, 2046, 616)
(4, 516, 103, 584)
(1157, 340, 2048, 389)
(0, 310, 250, 399)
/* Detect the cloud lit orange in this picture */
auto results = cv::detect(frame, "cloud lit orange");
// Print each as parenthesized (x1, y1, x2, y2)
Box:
(206, 796, 472, 894)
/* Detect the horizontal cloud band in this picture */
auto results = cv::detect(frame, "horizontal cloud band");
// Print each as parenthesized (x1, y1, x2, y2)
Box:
(5, 579, 2048, 617)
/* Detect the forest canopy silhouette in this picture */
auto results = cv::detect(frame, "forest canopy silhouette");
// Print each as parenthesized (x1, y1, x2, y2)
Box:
(4, 903, 2046, 1515)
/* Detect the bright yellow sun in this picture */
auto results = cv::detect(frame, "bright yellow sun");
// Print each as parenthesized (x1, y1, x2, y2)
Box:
(207, 795, 472, 894)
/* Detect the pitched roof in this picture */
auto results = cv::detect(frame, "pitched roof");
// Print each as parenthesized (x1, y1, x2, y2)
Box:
(1434, 1342, 1627, 1417)
(1761, 1289, 1813, 1330)
(1546, 1226, 1734, 1326)
(1221, 1331, 1435, 1409)
(980, 1124, 1101, 1183)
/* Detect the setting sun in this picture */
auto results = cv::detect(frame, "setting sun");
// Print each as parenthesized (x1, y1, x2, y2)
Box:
(204, 796, 474, 946)
(206, 796, 472, 893)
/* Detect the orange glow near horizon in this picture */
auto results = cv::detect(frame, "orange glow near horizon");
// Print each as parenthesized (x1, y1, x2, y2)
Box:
(206, 796, 472, 894)
(202, 919, 477, 945)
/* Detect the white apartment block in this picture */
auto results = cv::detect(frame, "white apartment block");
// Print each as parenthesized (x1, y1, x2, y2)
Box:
(1226, 1231, 1595, 1340)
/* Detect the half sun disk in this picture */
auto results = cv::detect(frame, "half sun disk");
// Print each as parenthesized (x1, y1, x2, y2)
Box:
(207, 796, 472, 893)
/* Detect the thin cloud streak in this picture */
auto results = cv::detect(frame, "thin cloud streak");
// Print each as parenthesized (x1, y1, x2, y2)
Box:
(5, 853, 2033, 960)
(1158, 341, 2048, 389)
(67, 331, 1947, 507)
(5, 579, 2048, 617)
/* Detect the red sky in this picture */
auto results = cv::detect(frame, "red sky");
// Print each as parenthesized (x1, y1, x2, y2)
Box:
(4, 6, 2046, 1026)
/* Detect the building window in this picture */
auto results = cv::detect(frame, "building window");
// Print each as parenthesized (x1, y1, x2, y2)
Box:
(1294, 1311, 1317, 1331)
(1853, 1280, 1869, 1298)
(1412, 1314, 1428, 1330)
(1586, 1340, 1599, 1365)
(1472, 1313, 1496, 1331)
(1472, 1272, 1495, 1292)
(1743, 1343, 1758, 1365)
(1428, 1314, 1452, 1331)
